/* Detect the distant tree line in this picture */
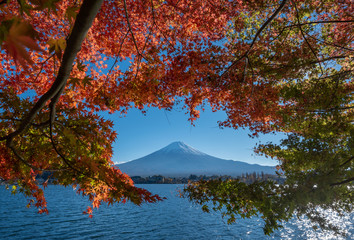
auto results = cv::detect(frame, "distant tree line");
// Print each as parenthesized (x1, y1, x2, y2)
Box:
(0, 171, 56, 185)
(1, 171, 284, 186)
(130, 172, 285, 184)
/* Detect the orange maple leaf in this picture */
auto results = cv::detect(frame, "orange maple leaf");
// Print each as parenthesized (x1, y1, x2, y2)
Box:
(2, 19, 44, 68)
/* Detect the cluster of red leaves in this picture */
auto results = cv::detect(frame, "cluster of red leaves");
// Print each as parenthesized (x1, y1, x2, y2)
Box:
(0, 145, 48, 214)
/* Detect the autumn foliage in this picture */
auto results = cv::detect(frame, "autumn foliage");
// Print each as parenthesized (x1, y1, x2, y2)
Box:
(0, 0, 353, 234)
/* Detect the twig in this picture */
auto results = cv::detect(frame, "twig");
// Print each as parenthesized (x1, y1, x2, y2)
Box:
(150, 0, 176, 51)
(292, 0, 324, 75)
(48, 101, 81, 174)
(133, 28, 153, 80)
(339, 156, 354, 168)
(0, 117, 51, 128)
(304, 32, 354, 52)
(242, 57, 248, 83)
(7, 140, 67, 172)
(106, 30, 129, 79)
(222, 0, 288, 77)
(283, 20, 354, 29)
(330, 177, 354, 187)
(123, 0, 141, 57)
(33, 54, 55, 84)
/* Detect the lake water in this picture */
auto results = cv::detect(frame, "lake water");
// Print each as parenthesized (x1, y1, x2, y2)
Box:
(0, 184, 353, 239)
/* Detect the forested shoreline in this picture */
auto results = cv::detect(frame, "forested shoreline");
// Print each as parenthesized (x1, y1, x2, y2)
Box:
(0, 172, 285, 185)
(131, 173, 285, 184)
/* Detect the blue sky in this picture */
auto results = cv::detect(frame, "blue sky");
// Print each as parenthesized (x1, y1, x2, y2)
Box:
(106, 105, 281, 166)
(101, 58, 281, 166)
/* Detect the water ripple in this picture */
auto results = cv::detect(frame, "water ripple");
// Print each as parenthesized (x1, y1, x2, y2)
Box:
(0, 185, 352, 240)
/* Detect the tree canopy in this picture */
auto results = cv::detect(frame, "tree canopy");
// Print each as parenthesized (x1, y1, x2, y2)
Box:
(0, 0, 353, 234)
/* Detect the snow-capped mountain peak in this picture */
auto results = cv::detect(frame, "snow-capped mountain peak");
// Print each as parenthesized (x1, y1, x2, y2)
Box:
(117, 141, 276, 177)
(158, 141, 207, 156)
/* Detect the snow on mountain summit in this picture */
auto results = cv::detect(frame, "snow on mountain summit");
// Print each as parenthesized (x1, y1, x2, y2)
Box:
(117, 141, 276, 177)
(159, 141, 207, 156)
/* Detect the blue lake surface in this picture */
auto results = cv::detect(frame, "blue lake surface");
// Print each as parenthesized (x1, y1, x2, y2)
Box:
(0, 184, 353, 239)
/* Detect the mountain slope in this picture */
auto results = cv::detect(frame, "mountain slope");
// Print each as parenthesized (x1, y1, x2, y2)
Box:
(116, 141, 276, 177)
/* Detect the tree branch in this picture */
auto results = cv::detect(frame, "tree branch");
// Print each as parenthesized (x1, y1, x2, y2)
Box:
(123, 0, 141, 56)
(0, 117, 51, 128)
(266, 56, 351, 69)
(304, 33, 354, 52)
(292, 0, 324, 75)
(296, 105, 354, 113)
(222, 0, 288, 76)
(330, 177, 354, 187)
(8, 141, 67, 172)
(0, 0, 104, 143)
(150, 0, 176, 51)
(48, 103, 81, 174)
(283, 20, 354, 29)
(242, 57, 248, 83)
(33, 53, 55, 84)
(106, 30, 129, 80)
(339, 156, 354, 168)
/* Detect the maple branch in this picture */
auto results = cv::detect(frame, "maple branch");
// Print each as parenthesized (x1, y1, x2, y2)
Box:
(222, 0, 288, 76)
(33, 53, 55, 84)
(266, 56, 351, 69)
(292, 0, 324, 76)
(47, 104, 115, 188)
(9, 144, 40, 170)
(339, 156, 354, 168)
(0, 117, 51, 128)
(307, 55, 349, 64)
(311, 70, 352, 82)
(0, 0, 104, 143)
(123, 0, 141, 57)
(247, 57, 256, 100)
(296, 106, 354, 113)
(330, 177, 354, 187)
(49, 84, 65, 126)
(325, 155, 353, 177)
(150, 0, 176, 51)
(283, 20, 354, 29)
(266, 28, 292, 64)
(134, 28, 153, 80)
(304, 33, 354, 52)
(106, 30, 129, 79)
(267, 23, 290, 45)
(8, 141, 67, 172)
(242, 57, 248, 83)
(49, 121, 116, 189)
(48, 103, 81, 174)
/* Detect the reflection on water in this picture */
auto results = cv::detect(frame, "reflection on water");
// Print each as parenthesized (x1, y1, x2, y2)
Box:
(0, 184, 352, 239)
(279, 208, 353, 239)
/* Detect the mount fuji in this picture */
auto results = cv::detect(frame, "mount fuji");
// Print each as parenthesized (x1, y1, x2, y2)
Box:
(116, 141, 276, 177)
